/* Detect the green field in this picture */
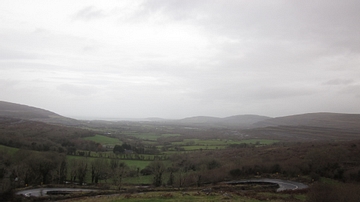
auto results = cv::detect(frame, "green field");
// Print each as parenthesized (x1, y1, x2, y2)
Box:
(122, 132, 181, 141)
(0, 144, 19, 154)
(122, 174, 153, 184)
(66, 155, 152, 170)
(172, 138, 278, 146)
(76, 150, 168, 161)
(83, 134, 122, 145)
(66, 155, 156, 184)
(182, 145, 226, 150)
(237, 139, 279, 145)
(157, 138, 279, 153)
(161, 134, 181, 138)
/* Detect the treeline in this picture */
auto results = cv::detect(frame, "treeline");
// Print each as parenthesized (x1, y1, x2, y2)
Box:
(141, 155, 224, 187)
(0, 149, 134, 198)
(186, 140, 360, 183)
(135, 140, 360, 188)
(0, 149, 66, 199)
(3, 140, 360, 200)
(112, 143, 161, 155)
(0, 117, 99, 153)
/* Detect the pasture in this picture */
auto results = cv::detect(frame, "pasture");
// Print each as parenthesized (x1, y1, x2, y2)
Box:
(66, 155, 152, 170)
(121, 132, 181, 141)
(83, 134, 122, 145)
(0, 144, 19, 154)
(166, 138, 279, 151)
(66, 155, 156, 185)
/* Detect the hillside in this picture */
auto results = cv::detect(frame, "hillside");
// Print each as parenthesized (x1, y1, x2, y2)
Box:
(0, 116, 96, 152)
(254, 112, 360, 130)
(246, 113, 360, 141)
(175, 114, 271, 128)
(222, 114, 271, 125)
(178, 116, 222, 124)
(0, 101, 79, 125)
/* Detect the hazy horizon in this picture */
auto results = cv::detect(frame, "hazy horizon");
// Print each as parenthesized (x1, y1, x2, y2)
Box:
(2, 99, 356, 121)
(1, 1, 360, 119)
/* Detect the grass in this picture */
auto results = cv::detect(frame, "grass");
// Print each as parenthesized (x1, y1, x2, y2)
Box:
(0, 144, 19, 154)
(238, 139, 279, 145)
(123, 160, 152, 169)
(257, 192, 306, 201)
(141, 140, 158, 145)
(171, 139, 278, 147)
(122, 174, 153, 184)
(83, 135, 122, 145)
(181, 145, 226, 150)
(121, 132, 159, 140)
(121, 132, 181, 141)
(66, 155, 157, 185)
(158, 139, 279, 153)
(161, 134, 181, 138)
(66, 155, 153, 170)
(320, 177, 340, 185)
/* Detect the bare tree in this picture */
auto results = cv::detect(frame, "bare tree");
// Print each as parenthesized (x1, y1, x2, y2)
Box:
(76, 159, 88, 185)
(56, 160, 67, 184)
(110, 159, 128, 190)
(91, 158, 110, 184)
(149, 161, 166, 187)
(68, 159, 78, 183)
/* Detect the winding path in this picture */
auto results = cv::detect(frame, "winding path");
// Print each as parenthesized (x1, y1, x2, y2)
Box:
(16, 178, 308, 197)
(225, 178, 308, 192)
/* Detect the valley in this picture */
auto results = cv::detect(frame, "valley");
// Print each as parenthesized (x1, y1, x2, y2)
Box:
(1, 101, 360, 201)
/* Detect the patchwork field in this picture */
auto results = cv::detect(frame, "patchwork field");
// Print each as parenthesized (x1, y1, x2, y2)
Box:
(121, 132, 181, 141)
(162, 138, 279, 152)
(66, 155, 152, 170)
(66, 155, 155, 185)
(83, 134, 122, 145)
(172, 138, 278, 146)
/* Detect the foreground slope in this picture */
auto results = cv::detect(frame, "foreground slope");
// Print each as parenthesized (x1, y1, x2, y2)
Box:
(0, 101, 78, 125)
(248, 112, 360, 141)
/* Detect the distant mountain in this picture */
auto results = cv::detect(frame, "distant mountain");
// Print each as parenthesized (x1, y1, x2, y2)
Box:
(175, 114, 271, 128)
(145, 117, 172, 122)
(178, 116, 222, 123)
(245, 112, 360, 141)
(254, 112, 360, 130)
(222, 114, 271, 125)
(0, 101, 79, 125)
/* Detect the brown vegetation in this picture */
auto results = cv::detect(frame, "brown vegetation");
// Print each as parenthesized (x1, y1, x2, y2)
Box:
(307, 182, 360, 202)
(0, 117, 97, 153)
(1, 104, 360, 201)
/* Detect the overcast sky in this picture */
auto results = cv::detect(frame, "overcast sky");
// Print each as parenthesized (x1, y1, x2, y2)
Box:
(1, 0, 360, 119)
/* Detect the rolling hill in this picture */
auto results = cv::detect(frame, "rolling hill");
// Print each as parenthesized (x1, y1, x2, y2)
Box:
(253, 112, 360, 130)
(175, 114, 271, 128)
(1, 100, 360, 139)
(247, 113, 360, 141)
(0, 101, 79, 125)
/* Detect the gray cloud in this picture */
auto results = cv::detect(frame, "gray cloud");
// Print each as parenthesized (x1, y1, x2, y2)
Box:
(57, 84, 98, 96)
(0, 48, 37, 60)
(1, 0, 360, 118)
(0, 79, 20, 90)
(323, 79, 354, 86)
(339, 85, 360, 97)
(73, 6, 106, 21)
